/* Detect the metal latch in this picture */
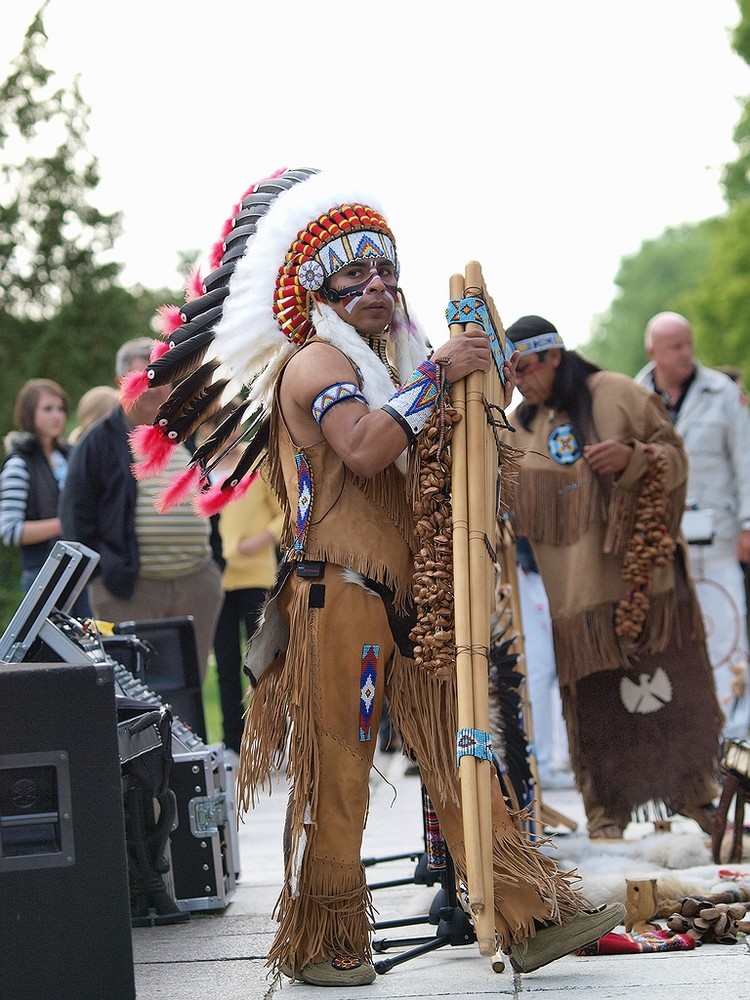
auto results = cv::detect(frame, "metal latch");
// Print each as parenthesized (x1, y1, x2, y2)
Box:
(188, 792, 228, 837)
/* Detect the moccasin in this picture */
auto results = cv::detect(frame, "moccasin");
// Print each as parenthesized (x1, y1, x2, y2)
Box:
(300, 955, 376, 987)
(507, 902, 626, 974)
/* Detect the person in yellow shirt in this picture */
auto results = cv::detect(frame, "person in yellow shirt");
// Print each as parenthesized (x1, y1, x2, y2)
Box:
(214, 474, 283, 760)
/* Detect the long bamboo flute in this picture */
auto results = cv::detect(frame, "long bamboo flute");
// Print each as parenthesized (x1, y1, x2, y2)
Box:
(463, 262, 498, 953)
(448, 266, 496, 957)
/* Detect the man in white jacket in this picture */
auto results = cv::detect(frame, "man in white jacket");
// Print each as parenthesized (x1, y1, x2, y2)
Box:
(635, 311, 750, 739)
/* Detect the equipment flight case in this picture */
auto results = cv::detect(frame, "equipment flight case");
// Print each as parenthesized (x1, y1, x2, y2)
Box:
(165, 743, 239, 912)
(112, 662, 240, 912)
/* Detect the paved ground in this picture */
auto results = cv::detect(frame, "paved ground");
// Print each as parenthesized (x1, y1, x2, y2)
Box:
(132, 747, 750, 999)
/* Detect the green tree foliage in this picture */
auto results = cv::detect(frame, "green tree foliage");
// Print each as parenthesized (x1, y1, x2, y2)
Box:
(0, 4, 122, 319)
(0, 7, 180, 629)
(723, 0, 750, 205)
(681, 201, 750, 378)
(0, 7, 182, 432)
(581, 221, 715, 376)
(0, 3, 121, 433)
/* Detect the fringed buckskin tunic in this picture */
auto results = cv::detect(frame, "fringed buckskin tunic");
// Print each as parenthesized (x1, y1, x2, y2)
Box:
(505, 372, 722, 831)
(237, 344, 583, 977)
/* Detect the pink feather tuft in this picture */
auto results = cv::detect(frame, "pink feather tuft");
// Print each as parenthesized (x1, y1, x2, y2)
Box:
(185, 267, 203, 302)
(193, 470, 259, 517)
(149, 340, 170, 361)
(156, 304, 184, 336)
(230, 469, 260, 502)
(155, 466, 205, 514)
(119, 369, 151, 410)
(193, 480, 235, 518)
(129, 425, 176, 479)
(208, 238, 225, 272)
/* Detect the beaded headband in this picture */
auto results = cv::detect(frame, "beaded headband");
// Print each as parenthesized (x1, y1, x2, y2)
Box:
(513, 330, 565, 355)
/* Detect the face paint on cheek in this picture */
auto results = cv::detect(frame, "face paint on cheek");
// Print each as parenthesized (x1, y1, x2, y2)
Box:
(339, 271, 388, 312)
(327, 261, 399, 311)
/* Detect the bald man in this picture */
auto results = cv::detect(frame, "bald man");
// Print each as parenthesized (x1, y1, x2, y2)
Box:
(635, 312, 750, 740)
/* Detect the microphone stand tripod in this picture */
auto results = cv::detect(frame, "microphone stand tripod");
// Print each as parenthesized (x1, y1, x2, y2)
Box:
(371, 848, 478, 974)
(368, 784, 503, 975)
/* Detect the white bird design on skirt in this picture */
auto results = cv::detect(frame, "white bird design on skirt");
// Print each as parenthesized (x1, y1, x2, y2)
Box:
(620, 667, 673, 714)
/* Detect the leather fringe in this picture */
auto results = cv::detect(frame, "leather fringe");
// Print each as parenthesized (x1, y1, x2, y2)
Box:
(387, 650, 459, 808)
(512, 466, 606, 546)
(267, 860, 374, 974)
(235, 653, 288, 814)
(553, 588, 679, 690)
(263, 439, 415, 611)
(354, 465, 415, 551)
(236, 578, 318, 835)
(449, 827, 582, 949)
(604, 481, 684, 559)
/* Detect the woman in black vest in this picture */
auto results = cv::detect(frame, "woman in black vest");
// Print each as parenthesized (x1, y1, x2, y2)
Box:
(0, 379, 86, 609)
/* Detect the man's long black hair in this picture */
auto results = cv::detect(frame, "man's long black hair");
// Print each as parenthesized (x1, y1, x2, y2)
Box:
(516, 349, 602, 444)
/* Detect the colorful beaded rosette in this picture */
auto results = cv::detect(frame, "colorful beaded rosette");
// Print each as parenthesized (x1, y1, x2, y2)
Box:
(272, 204, 397, 345)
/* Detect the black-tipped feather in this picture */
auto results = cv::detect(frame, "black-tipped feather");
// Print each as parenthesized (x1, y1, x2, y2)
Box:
(239, 193, 276, 212)
(231, 206, 272, 229)
(221, 416, 271, 488)
(221, 242, 249, 265)
(190, 399, 254, 468)
(203, 262, 236, 292)
(160, 379, 230, 444)
(148, 329, 215, 385)
(180, 287, 228, 323)
(153, 359, 221, 427)
(168, 305, 224, 347)
(488, 628, 532, 810)
(223, 224, 256, 250)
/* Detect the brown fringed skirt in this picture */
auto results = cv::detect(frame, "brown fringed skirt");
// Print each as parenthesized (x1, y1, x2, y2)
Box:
(560, 555, 723, 830)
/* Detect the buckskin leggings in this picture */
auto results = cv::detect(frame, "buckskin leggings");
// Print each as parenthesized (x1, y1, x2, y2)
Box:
(264, 562, 577, 973)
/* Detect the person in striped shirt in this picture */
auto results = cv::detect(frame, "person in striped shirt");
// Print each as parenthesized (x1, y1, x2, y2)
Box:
(60, 338, 223, 680)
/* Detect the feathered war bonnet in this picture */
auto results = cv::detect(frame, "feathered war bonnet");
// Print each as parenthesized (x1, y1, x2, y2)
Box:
(120, 167, 430, 515)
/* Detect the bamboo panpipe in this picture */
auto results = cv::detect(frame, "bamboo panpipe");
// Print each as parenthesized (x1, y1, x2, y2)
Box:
(448, 262, 508, 957)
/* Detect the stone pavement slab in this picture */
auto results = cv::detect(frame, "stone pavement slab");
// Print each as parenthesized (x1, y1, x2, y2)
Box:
(132, 749, 750, 999)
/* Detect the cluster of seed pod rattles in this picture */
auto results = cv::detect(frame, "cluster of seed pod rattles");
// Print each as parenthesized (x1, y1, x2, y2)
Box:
(410, 405, 460, 679)
(614, 448, 676, 644)
(666, 896, 749, 944)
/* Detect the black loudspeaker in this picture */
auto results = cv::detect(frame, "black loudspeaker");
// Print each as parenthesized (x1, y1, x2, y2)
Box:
(0, 661, 135, 1000)
(112, 616, 207, 741)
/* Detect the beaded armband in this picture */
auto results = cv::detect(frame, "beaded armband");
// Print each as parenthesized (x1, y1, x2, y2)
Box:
(311, 381, 367, 425)
(381, 360, 443, 442)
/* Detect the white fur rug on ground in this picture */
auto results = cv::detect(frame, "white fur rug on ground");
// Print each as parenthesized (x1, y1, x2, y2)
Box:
(540, 824, 750, 909)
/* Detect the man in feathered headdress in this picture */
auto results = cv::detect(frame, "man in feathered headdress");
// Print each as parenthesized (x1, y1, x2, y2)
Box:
(119, 169, 623, 986)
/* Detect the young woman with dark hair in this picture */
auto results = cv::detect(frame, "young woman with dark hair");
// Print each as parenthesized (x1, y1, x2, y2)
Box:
(1, 379, 73, 593)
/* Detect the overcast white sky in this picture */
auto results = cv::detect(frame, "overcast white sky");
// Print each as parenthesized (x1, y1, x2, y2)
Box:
(3, 1, 749, 348)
